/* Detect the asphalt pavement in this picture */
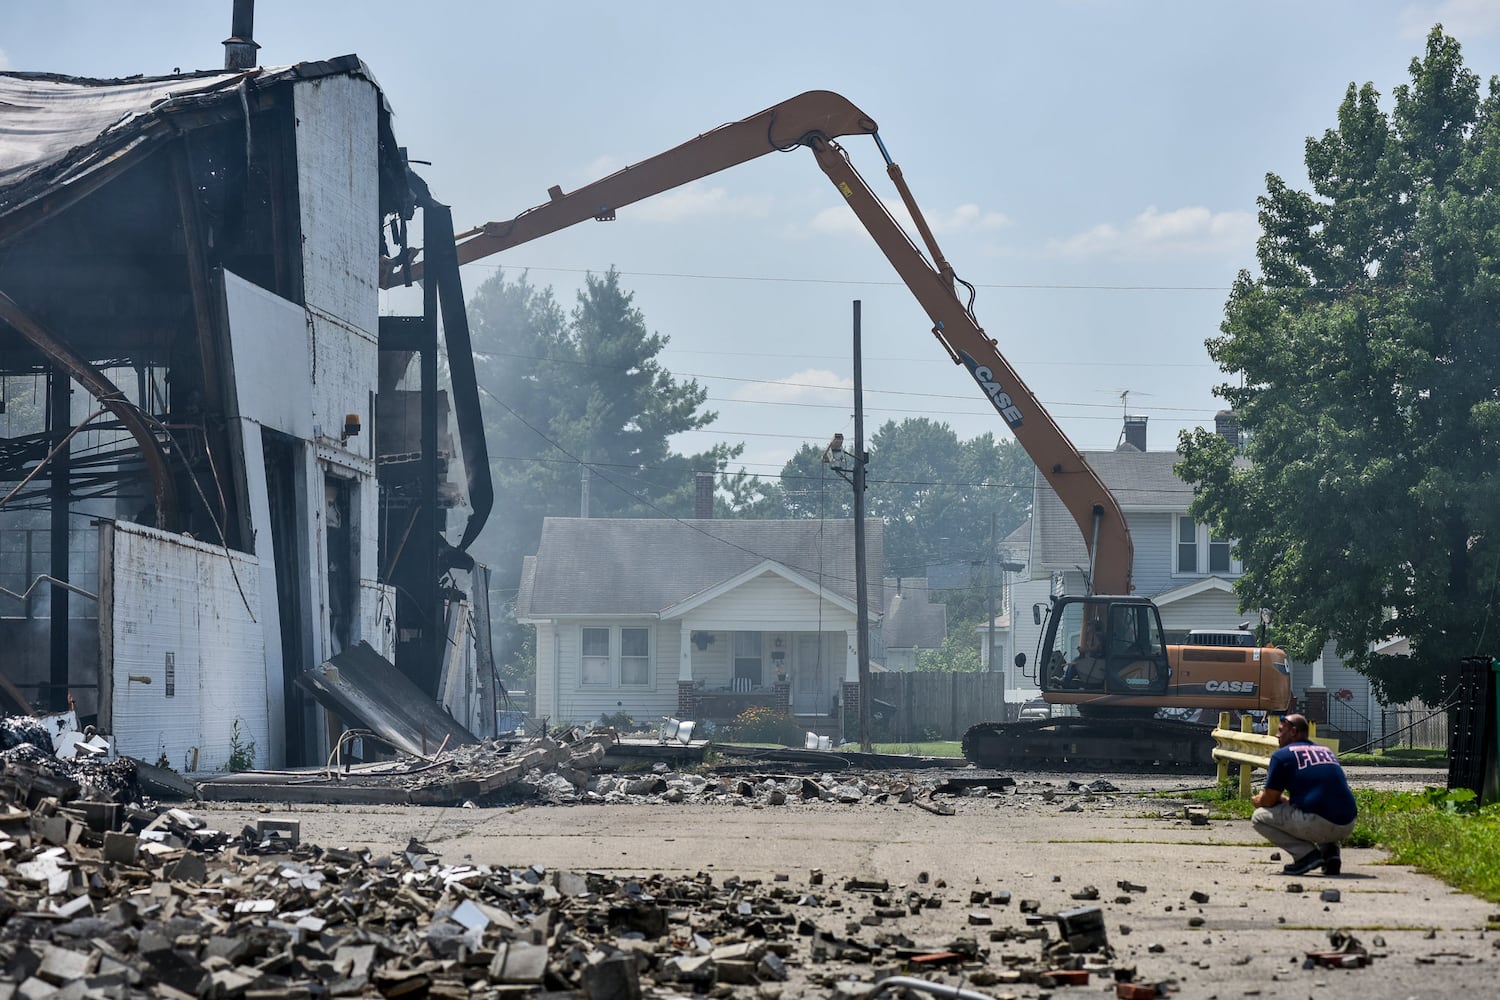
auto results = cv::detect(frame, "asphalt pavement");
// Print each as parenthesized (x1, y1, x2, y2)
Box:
(192, 765, 1495, 999)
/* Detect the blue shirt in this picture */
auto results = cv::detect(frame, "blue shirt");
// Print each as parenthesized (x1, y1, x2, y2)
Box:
(1265, 740, 1357, 825)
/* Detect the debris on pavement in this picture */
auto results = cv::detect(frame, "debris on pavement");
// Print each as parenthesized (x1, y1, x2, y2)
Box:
(0, 769, 1170, 998)
(1304, 928, 1375, 969)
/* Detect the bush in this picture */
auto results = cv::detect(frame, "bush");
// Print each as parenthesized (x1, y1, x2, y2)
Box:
(721, 705, 803, 747)
(597, 710, 638, 733)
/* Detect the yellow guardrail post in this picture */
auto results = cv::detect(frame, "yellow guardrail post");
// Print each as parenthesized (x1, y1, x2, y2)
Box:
(1211, 711, 1339, 798)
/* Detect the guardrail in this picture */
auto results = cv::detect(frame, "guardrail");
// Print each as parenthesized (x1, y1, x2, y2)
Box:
(1211, 712, 1340, 798)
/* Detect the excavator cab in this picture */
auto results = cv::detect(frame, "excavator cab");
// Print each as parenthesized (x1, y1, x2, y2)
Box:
(1031, 595, 1171, 699)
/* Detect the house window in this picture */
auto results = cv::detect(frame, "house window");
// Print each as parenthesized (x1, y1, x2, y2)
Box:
(1177, 516, 1198, 573)
(581, 627, 611, 685)
(581, 625, 653, 687)
(1208, 531, 1233, 573)
(733, 632, 763, 687)
(1174, 516, 1241, 576)
(620, 627, 651, 685)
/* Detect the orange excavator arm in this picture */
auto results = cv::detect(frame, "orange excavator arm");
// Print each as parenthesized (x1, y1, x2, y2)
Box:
(385, 90, 1133, 595)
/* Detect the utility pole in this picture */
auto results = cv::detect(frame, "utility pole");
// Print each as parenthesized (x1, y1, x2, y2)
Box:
(852, 301, 872, 752)
(987, 511, 996, 672)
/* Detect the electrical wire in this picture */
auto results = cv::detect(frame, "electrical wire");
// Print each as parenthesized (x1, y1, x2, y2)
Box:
(466, 259, 1232, 293)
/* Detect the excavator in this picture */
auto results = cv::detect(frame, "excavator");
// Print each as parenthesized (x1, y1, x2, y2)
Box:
(383, 90, 1292, 769)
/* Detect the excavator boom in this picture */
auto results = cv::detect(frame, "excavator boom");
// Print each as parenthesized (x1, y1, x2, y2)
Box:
(384, 90, 1134, 595)
(398, 89, 1293, 768)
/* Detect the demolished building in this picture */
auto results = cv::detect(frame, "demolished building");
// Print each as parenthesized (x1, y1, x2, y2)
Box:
(0, 40, 496, 768)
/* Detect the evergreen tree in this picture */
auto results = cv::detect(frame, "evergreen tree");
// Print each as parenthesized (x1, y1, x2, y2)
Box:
(467, 267, 744, 681)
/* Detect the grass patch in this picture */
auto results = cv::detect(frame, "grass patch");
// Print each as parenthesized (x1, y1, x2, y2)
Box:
(1171, 784, 1256, 819)
(1345, 788, 1500, 902)
(870, 741, 964, 757)
(1340, 747, 1448, 768)
(1188, 784, 1500, 902)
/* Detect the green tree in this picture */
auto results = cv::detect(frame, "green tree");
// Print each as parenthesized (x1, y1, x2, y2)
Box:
(915, 625, 984, 672)
(1177, 26, 1500, 705)
(749, 419, 1031, 579)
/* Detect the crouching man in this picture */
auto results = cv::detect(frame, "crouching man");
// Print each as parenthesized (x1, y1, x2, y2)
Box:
(1250, 713, 1357, 876)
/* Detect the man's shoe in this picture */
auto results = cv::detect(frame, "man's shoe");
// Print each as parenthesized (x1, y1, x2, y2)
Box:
(1281, 851, 1323, 876)
(1319, 843, 1342, 876)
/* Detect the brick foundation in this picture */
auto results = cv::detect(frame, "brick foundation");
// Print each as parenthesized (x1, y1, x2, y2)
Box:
(841, 681, 861, 741)
(773, 681, 791, 715)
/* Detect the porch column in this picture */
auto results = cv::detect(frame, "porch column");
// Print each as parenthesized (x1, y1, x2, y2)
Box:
(679, 621, 694, 682)
(841, 629, 861, 745)
(677, 621, 695, 718)
(844, 629, 860, 682)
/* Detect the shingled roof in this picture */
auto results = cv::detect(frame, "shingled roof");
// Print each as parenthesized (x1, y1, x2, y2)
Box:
(515, 517, 884, 618)
(881, 577, 946, 650)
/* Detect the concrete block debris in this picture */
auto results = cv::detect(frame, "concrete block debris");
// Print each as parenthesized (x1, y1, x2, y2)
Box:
(1304, 928, 1373, 970)
(254, 816, 301, 846)
(1056, 905, 1109, 952)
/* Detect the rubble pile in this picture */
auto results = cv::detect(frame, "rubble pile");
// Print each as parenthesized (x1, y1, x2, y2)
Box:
(1, 716, 140, 808)
(0, 809, 1161, 998)
(0, 759, 1173, 998)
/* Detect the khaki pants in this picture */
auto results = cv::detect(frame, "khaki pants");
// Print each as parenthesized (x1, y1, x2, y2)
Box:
(1251, 802, 1355, 860)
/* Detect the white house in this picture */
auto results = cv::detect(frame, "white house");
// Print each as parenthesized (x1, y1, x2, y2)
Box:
(515, 517, 883, 735)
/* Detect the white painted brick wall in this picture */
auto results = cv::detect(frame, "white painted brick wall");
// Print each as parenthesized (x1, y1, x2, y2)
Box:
(103, 522, 268, 772)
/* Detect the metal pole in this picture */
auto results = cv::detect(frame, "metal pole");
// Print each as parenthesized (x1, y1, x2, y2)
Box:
(48, 368, 70, 712)
(852, 301, 872, 752)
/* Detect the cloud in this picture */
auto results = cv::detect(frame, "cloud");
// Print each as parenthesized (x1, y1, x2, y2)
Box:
(1401, 1, 1500, 41)
(1047, 205, 1257, 259)
(0, 46, 10, 70)
(796, 196, 1009, 240)
(731, 368, 851, 404)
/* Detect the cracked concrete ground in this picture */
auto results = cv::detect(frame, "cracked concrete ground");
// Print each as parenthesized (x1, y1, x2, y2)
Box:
(191, 766, 1495, 999)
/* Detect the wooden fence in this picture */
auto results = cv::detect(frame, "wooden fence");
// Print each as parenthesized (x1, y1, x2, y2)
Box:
(868, 672, 1009, 741)
(1379, 703, 1449, 749)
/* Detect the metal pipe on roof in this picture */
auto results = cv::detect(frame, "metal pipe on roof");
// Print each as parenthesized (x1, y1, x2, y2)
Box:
(223, 0, 260, 70)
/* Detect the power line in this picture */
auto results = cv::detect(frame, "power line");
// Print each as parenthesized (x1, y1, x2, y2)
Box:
(473, 347, 1228, 417)
(483, 447, 1204, 495)
(462, 260, 1231, 293)
(474, 383, 867, 586)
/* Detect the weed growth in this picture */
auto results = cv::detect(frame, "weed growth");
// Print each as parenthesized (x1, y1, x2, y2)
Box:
(224, 719, 255, 772)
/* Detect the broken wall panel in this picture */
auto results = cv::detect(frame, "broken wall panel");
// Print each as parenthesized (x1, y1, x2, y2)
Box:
(358, 579, 396, 663)
(222, 270, 313, 438)
(221, 268, 318, 766)
(300, 640, 476, 758)
(438, 601, 485, 736)
(99, 520, 269, 772)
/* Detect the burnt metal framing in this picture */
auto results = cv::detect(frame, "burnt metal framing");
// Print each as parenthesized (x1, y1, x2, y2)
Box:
(377, 312, 439, 695)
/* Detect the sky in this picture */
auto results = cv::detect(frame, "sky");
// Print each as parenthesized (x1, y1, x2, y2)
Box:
(6, 1, 1500, 483)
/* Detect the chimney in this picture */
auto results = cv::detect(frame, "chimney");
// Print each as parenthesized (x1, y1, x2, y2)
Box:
(1215, 410, 1241, 447)
(223, 0, 261, 70)
(694, 471, 715, 519)
(1121, 414, 1148, 452)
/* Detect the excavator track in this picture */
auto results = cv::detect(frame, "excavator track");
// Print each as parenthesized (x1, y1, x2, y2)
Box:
(961, 717, 1216, 772)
